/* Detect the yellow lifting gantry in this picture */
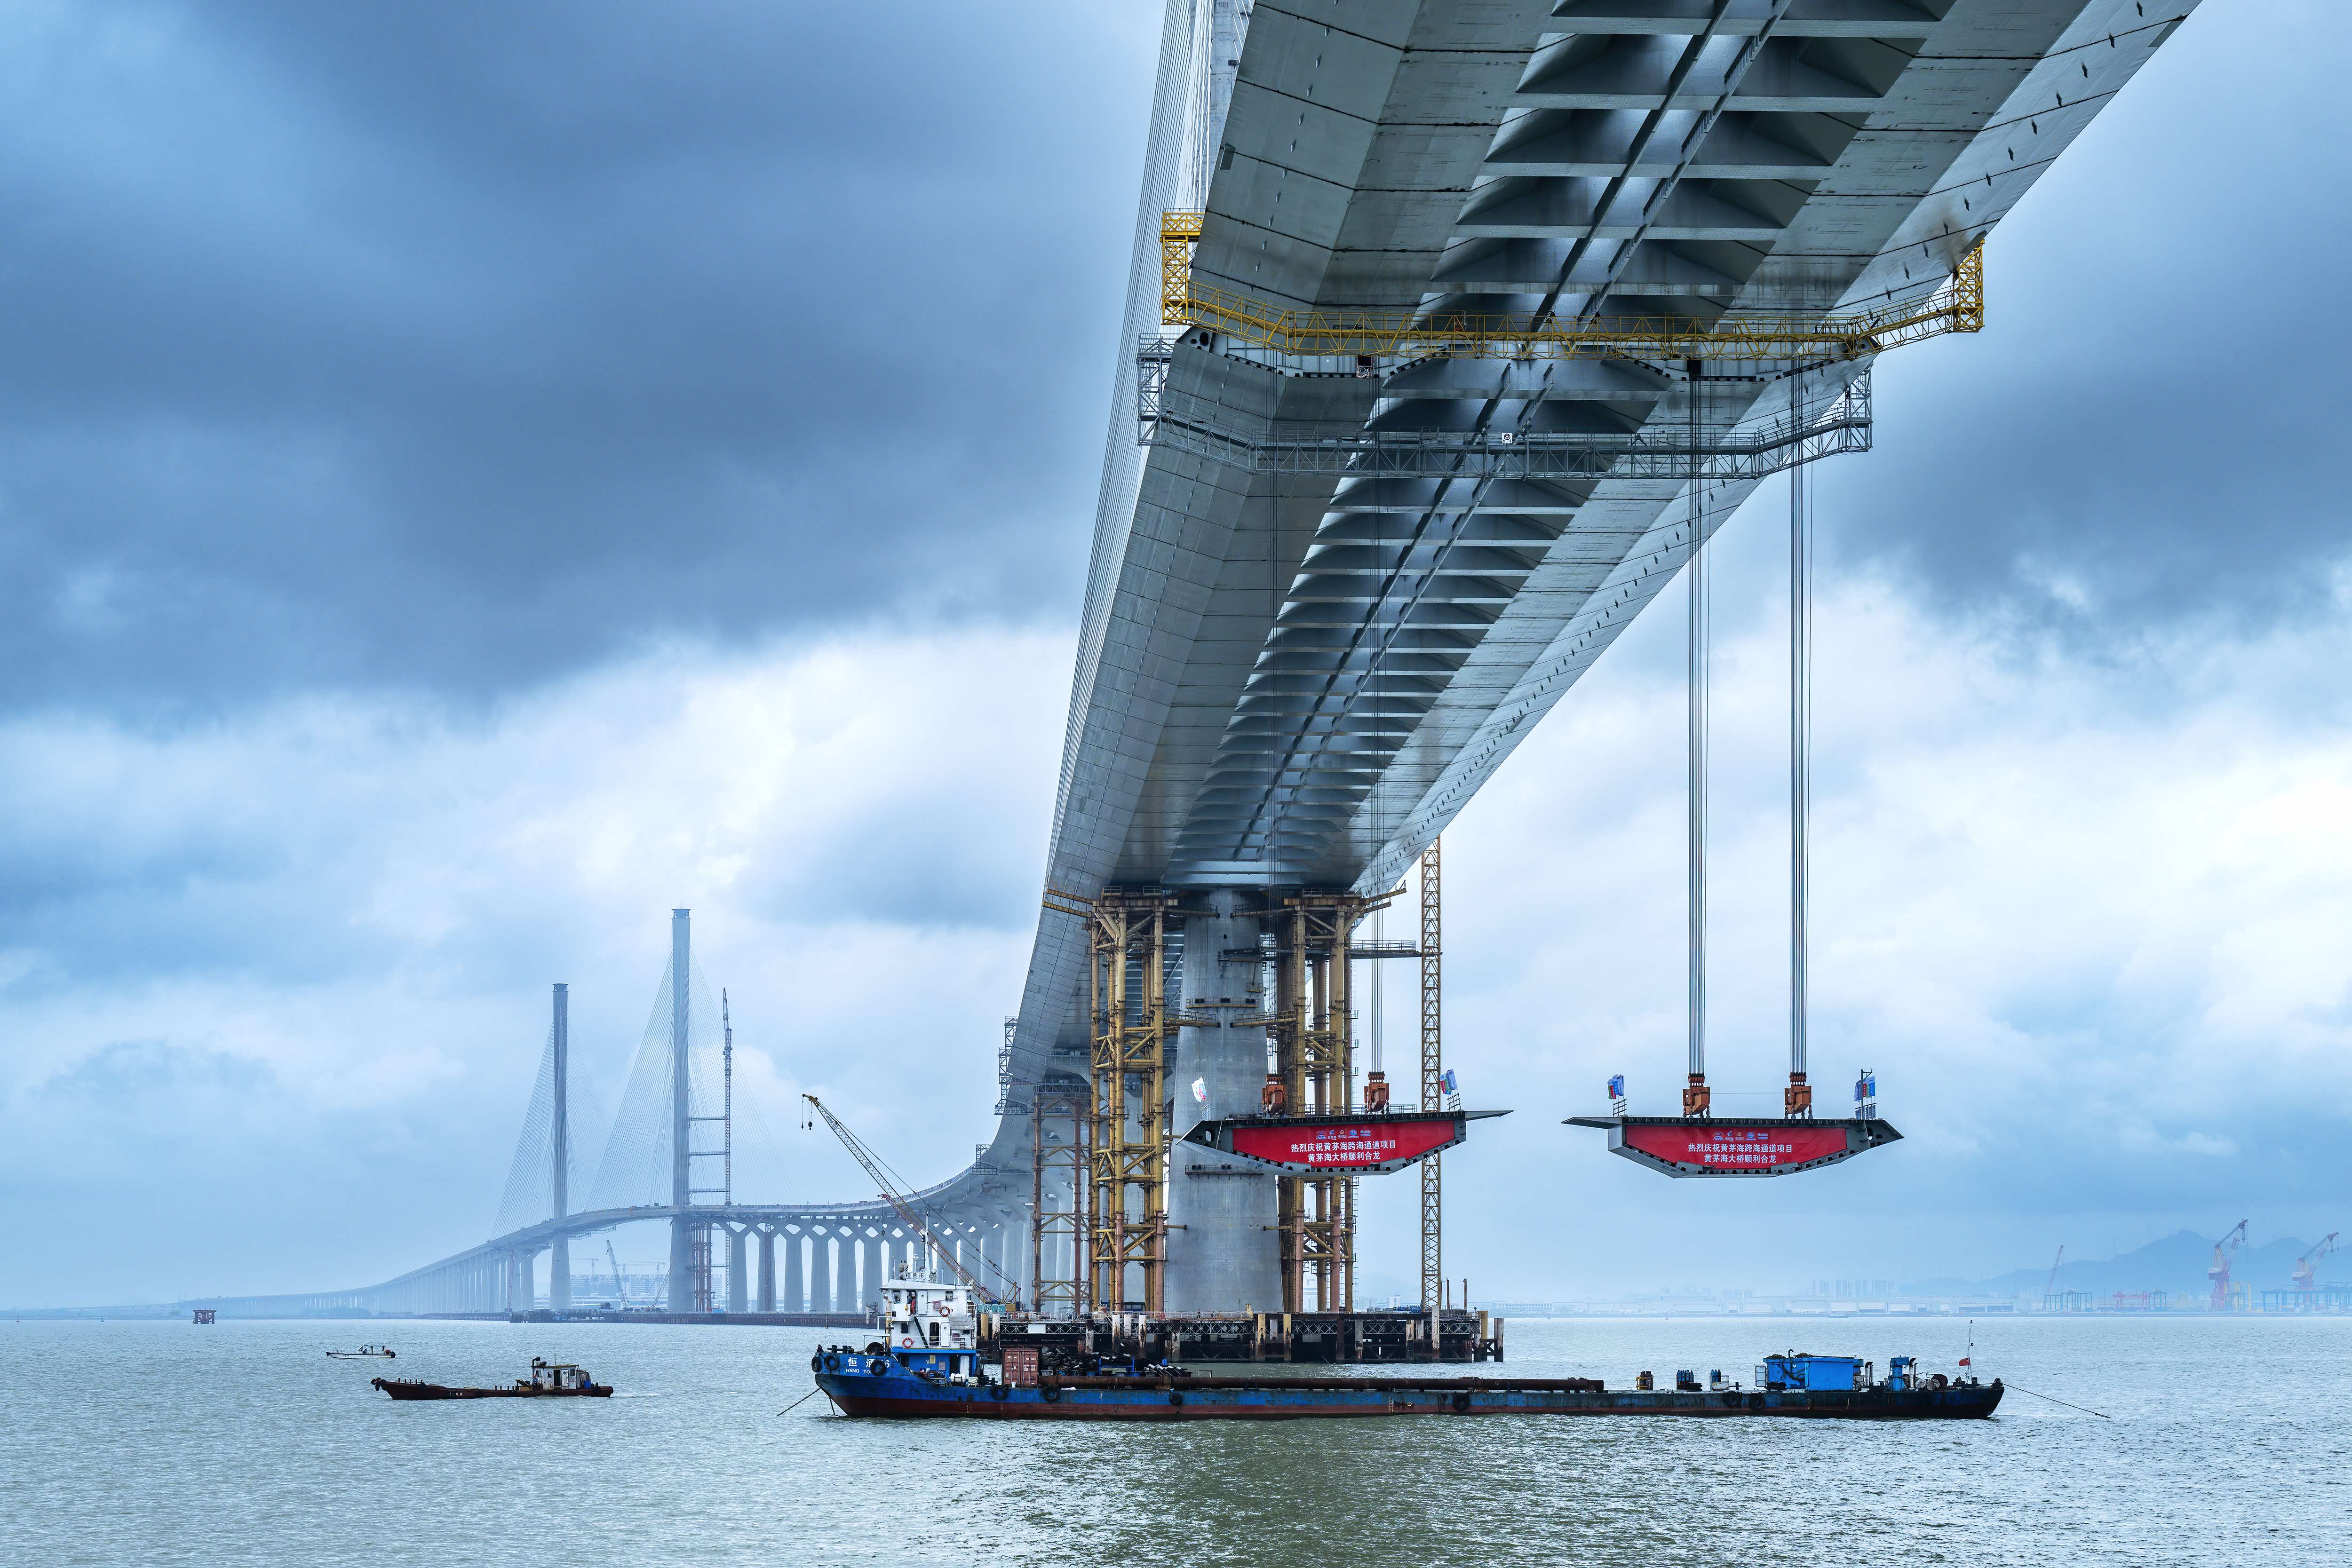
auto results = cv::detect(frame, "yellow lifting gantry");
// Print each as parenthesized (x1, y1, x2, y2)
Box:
(1159, 209, 1982, 365)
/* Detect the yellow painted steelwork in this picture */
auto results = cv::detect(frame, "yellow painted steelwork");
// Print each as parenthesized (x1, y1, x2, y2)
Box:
(1270, 891, 1389, 1316)
(1159, 211, 1982, 365)
(1082, 891, 1186, 1316)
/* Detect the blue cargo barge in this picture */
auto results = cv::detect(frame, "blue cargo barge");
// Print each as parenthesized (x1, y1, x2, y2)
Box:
(809, 1348, 2002, 1422)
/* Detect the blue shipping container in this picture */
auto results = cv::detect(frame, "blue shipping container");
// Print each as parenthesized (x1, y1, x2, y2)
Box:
(1758, 1354, 1869, 1391)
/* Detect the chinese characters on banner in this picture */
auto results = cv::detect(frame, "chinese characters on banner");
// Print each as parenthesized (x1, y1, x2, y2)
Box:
(1229, 1117, 1460, 1172)
(1621, 1123, 1851, 1172)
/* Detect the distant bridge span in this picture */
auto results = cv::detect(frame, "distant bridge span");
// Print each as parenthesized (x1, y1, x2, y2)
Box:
(183, 1191, 1020, 1319)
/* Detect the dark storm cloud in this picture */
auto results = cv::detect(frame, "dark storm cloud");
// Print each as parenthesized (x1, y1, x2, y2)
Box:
(1820, 3, 2352, 643)
(0, 0, 1150, 713)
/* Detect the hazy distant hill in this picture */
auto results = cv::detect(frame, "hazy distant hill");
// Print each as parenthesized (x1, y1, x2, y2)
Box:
(1904, 1231, 2329, 1299)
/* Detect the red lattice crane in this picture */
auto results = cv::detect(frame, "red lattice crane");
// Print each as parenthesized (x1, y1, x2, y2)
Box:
(2208, 1220, 2249, 1312)
(2292, 1232, 2339, 1297)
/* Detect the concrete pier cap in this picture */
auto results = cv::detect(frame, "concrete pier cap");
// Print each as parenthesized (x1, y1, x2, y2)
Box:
(1165, 889, 1281, 1315)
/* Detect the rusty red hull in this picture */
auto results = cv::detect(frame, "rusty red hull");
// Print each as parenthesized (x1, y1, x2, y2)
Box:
(371, 1378, 612, 1401)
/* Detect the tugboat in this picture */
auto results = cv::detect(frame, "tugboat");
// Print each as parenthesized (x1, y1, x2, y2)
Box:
(810, 1344, 2000, 1421)
(326, 1344, 396, 1359)
(864, 1261, 986, 1378)
(372, 1357, 612, 1401)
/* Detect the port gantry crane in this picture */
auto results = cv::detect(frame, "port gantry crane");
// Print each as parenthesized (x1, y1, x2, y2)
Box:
(2291, 1233, 2339, 1298)
(2209, 1220, 2249, 1312)
(803, 1094, 1017, 1308)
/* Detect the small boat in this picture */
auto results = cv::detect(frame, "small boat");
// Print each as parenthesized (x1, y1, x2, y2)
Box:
(371, 1357, 612, 1401)
(326, 1345, 396, 1359)
(810, 1340, 2001, 1422)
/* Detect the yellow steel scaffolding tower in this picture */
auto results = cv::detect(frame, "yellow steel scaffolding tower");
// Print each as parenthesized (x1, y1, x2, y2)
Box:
(1270, 891, 1394, 1314)
(1082, 891, 1184, 1314)
(1419, 839, 1442, 1311)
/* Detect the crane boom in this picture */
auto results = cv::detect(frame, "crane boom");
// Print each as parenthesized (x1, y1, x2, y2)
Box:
(2293, 1231, 2339, 1293)
(2209, 1219, 2249, 1312)
(803, 1094, 1011, 1307)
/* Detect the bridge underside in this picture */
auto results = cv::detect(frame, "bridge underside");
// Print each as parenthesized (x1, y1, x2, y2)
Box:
(964, 0, 2197, 1312)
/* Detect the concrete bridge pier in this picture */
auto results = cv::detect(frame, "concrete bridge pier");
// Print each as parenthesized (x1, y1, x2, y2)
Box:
(507, 1249, 537, 1314)
(1166, 890, 1281, 1316)
(756, 1230, 777, 1313)
(860, 1232, 884, 1312)
(726, 1228, 748, 1314)
(783, 1230, 805, 1313)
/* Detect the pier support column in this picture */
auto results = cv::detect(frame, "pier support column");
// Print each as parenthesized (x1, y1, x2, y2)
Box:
(784, 1230, 806, 1314)
(757, 1230, 777, 1314)
(726, 1228, 748, 1314)
(1166, 890, 1281, 1316)
(861, 1232, 884, 1314)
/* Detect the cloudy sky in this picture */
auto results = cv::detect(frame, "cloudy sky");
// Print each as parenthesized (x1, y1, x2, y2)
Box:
(5, 0, 2345, 1307)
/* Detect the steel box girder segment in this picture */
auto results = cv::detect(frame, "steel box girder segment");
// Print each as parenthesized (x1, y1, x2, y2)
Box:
(1563, 1114, 1902, 1178)
(1184, 1109, 1506, 1175)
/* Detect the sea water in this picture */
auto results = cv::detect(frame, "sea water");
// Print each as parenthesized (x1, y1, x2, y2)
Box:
(3, 1314, 2344, 1565)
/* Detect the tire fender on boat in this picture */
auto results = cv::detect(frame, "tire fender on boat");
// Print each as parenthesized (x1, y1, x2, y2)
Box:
(1168, 1390, 1184, 1407)
(810, 1353, 825, 1373)
(989, 1383, 1009, 1401)
(1450, 1392, 1471, 1413)
(867, 1357, 890, 1377)
(823, 1354, 842, 1372)
(1041, 1385, 1062, 1403)
(1747, 1392, 1765, 1411)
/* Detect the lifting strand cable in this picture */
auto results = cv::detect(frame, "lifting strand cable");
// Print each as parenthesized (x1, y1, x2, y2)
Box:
(1687, 362, 1709, 1108)
(1790, 435, 1812, 1100)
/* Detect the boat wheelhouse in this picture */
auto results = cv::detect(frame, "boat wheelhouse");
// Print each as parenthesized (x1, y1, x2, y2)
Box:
(525, 1357, 600, 1392)
(876, 1261, 982, 1382)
